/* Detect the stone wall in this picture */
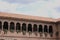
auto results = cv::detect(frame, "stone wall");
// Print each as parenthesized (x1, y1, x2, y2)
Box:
(0, 18, 60, 40)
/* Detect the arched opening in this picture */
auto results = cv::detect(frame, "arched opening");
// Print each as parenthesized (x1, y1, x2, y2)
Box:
(44, 25, 48, 37)
(56, 31, 59, 37)
(33, 24, 37, 32)
(49, 25, 53, 37)
(28, 24, 32, 35)
(3, 21, 8, 34)
(22, 23, 26, 35)
(38, 25, 43, 37)
(0, 21, 2, 30)
(10, 22, 15, 32)
(16, 23, 20, 33)
(22, 23, 26, 31)
(38, 25, 43, 32)
(28, 24, 32, 32)
(44, 25, 48, 33)
(49, 25, 53, 33)
(3, 22, 8, 30)
(33, 24, 37, 36)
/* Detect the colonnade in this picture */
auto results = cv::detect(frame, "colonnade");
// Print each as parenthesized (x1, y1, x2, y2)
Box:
(0, 21, 53, 37)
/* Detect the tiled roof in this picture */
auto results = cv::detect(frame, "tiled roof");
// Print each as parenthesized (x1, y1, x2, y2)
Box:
(0, 12, 59, 22)
(57, 18, 60, 22)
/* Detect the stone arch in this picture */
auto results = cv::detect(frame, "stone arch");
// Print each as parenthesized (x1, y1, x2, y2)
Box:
(16, 23, 20, 32)
(49, 25, 53, 33)
(44, 25, 48, 37)
(10, 22, 15, 32)
(38, 25, 43, 37)
(22, 23, 26, 35)
(49, 25, 53, 37)
(3, 21, 8, 30)
(28, 24, 32, 32)
(44, 25, 48, 33)
(38, 25, 43, 32)
(33, 24, 37, 32)
(22, 23, 26, 31)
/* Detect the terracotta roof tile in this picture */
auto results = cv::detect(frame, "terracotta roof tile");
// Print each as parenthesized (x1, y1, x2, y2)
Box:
(57, 18, 60, 22)
(0, 12, 59, 22)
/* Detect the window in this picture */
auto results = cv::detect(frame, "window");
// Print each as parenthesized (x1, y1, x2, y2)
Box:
(16, 23, 20, 30)
(22, 23, 26, 35)
(44, 25, 48, 33)
(49, 25, 53, 37)
(38, 25, 43, 32)
(16, 23, 20, 33)
(3, 21, 8, 34)
(56, 32, 59, 37)
(0, 21, 2, 30)
(33, 24, 37, 32)
(28, 24, 32, 32)
(22, 23, 26, 31)
(10, 22, 15, 32)
(3, 22, 8, 30)
(49, 25, 53, 33)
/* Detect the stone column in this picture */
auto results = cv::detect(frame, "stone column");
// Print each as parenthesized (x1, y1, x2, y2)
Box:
(26, 23, 28, 32)
(2, 22, 3, 31)
(8, 22, 10, 31)
(20, 23, 22, 32)
(47, 25, 49, 37)
(1, 21, 4, 35)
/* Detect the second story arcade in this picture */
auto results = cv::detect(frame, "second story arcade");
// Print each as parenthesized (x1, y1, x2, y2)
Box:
(0, 12, 60, 37)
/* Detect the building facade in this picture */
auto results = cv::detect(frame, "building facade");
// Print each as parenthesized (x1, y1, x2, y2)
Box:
(0, 12, 60, 40)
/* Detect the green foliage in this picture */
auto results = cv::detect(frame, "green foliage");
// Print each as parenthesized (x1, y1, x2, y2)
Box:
(10, 29, 14, 33)
(16, 30, 20, 33)
(3, 29, 7, 34)
(22, 31, 26, 35)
